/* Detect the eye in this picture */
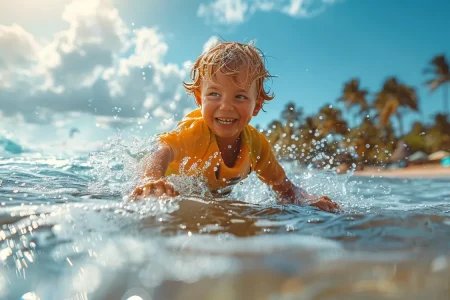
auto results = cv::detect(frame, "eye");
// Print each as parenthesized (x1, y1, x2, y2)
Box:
(208, 92, 220, 97)
(236, 94, 248, 99)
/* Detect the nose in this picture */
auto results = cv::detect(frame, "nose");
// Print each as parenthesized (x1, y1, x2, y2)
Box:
(219, 95, 234, 111)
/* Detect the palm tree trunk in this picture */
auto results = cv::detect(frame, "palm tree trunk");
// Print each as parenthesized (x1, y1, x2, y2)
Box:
(396, 113, 404, 137)
(445, 83, 449, 116)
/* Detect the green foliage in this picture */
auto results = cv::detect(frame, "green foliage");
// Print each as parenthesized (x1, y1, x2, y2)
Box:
(403, 114, 450, 153)
(262, 54, 450, 170)
(424, 54, 450, 114)
(402, 134, 426, 154)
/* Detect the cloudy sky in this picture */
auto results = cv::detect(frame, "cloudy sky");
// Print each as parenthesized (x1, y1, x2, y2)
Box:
(1, 0, 449, 153)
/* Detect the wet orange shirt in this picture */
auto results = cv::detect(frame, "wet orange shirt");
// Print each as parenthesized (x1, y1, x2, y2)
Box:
(158, 109, 286, 193)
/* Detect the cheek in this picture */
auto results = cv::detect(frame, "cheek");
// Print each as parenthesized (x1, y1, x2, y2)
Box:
(201, 103, 214, 117)
(247, 103, 257, 113)
(241, 106, 255, 121)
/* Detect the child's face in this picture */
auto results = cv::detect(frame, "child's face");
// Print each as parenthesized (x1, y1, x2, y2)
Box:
(196, 68, 262, 144)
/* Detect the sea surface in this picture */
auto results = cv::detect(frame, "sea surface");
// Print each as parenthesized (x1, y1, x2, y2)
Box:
(1, 136, 450, 300)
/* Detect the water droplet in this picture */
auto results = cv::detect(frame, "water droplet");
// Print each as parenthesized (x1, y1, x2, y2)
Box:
(20, 292, 39, 300)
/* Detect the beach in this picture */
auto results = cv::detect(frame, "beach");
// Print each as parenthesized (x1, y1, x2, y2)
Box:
(354, 164, 450, 178)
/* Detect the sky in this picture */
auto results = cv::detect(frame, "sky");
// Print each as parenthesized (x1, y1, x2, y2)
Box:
(0, 0, 449, 153)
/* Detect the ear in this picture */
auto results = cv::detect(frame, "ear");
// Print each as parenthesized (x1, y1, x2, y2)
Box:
(194, 89, 202, 107)
(253, 98, 263, 116)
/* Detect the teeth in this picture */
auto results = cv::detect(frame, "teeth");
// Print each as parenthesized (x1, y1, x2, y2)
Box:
(217, 118, 236, 124)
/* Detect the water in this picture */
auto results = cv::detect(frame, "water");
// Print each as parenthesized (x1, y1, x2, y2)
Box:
(1, 138, 450, 300)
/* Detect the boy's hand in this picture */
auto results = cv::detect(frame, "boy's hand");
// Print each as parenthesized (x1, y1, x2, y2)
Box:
(130, 178, 179, 201)
(302, 195, 340, 213)
(273, 180, 340, 213)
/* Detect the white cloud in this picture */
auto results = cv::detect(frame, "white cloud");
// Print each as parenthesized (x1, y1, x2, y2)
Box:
(202, 35, 220, 53)
(0, 0, 196, 127)
(0, 24, 42, 89)
(198, 0, 248, 26)
(0, 24, 40, 68)
(197, 0, 340, 26)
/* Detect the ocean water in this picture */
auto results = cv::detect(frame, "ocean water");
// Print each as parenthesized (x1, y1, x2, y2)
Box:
(1, 136, 450, 300)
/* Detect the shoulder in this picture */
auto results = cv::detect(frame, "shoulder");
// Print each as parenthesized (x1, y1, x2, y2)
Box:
(243, 125, 269, 148)
(160, 109, 208, 139)
(158, 109, 210, 158)
(174, 108, 204, 130)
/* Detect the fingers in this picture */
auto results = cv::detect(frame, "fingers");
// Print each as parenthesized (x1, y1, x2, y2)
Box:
(310, 196, 340, 213)
(129, 186, 144, 201)
(325, 202, 340, 213)
(321, 199, 338, 212)
(163, 182, 179, 197)
(130, 179, 178, 201)
(152, 180, 178, 197)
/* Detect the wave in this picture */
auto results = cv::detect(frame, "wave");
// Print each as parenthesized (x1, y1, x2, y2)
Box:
(0, 136, 28, 155)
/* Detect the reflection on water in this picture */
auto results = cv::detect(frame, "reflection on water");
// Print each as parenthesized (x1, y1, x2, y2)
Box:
(1, 154, 450, 299)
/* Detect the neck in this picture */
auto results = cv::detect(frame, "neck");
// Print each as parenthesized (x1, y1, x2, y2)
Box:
(216, 135, 241, 152)
(216, 135, 242, 168)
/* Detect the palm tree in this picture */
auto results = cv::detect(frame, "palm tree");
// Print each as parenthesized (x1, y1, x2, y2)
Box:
(425, 113, 450, 153)
(343, 116, 396, 166)
(434, 113, 450, 131)
(266, 120, 284, 145)
(314, 104, 348, 136)
(281, 101, 303, 125)
(297, 116, 319, 164)
(280, 102, 303, 147)
(373, 77, 419, 137)
(297, 117, 317, 142)
(337, 78, 369, 122)
(409, 121, 426, 136)
(403, 121, 427, 154)
(424, 54, 450, 115)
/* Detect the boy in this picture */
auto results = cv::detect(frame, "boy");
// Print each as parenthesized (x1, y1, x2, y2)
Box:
(130, 42, 339, 212)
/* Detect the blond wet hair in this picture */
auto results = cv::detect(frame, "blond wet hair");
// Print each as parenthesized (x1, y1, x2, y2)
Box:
(184, 41, 275, 104)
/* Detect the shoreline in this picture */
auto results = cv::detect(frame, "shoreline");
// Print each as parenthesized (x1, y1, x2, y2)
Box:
(353, 164, 450, 178)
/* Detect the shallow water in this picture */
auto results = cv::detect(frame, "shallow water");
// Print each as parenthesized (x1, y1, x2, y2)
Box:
(1, 148, 450, 299)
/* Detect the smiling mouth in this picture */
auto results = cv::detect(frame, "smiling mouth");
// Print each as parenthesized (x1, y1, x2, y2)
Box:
(216, 118, 237, 124)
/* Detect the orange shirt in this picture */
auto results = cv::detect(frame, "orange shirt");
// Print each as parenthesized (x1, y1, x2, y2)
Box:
(158, 109, 286, 194)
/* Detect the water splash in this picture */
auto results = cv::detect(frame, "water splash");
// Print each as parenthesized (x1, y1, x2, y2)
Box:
(3, 132, 450, 299)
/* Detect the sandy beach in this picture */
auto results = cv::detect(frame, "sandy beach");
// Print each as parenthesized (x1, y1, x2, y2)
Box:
(354, 164, 450, 178)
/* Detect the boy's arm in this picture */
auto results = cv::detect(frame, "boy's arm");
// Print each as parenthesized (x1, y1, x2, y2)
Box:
(142, 143, 174, 179)
(129, 143, 178, 200)
(252, 134, 339, 212)
(271, 178, 339, 212)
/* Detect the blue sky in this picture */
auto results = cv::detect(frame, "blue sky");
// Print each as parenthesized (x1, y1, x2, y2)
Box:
(0, 0, 449, 152)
